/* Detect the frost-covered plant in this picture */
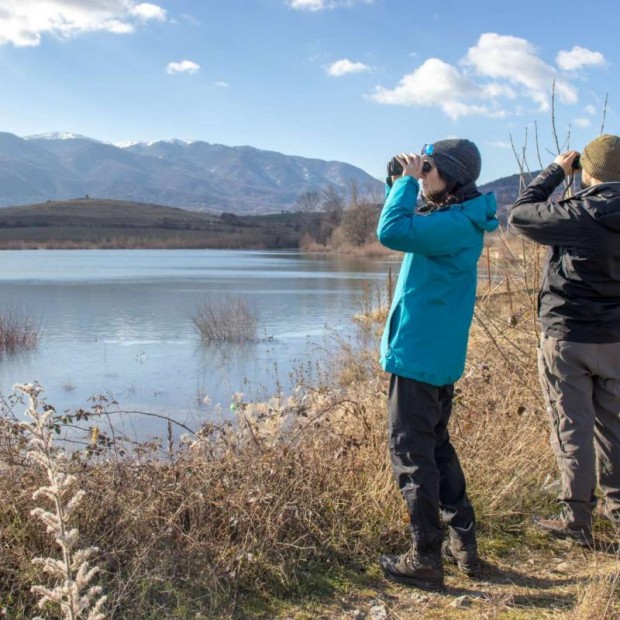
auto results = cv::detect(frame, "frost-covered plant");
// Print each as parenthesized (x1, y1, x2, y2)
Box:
(16, 383, 106, 620)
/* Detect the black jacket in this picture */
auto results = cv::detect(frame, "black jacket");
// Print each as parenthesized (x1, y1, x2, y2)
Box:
(509, 164, 620, 343)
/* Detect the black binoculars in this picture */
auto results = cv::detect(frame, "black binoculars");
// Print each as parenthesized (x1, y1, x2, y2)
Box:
(388, 157, 431, 177)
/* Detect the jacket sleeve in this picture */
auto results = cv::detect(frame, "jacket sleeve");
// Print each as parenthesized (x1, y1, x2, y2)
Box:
(376, 176, 477, 256)
(509, 164, 589, 246)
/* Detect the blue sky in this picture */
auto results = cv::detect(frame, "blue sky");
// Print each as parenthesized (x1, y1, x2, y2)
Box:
(0, 0, 618, 184)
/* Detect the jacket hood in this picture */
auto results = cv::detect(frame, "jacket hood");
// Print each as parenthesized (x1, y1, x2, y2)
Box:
(461, 192, 499, 232)
(576, 182, 620, 232)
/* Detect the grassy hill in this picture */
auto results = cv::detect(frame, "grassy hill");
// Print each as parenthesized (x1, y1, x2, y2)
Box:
(0, 198, 301, 249)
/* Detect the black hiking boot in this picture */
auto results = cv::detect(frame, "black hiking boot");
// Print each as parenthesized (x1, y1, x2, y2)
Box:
(442, 523, 482, 578)
(532, 515, 594, 547)
(379, 547, 444, 590)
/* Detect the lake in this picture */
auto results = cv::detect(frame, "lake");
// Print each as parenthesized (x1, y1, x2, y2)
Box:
(0, 250, 397, 440)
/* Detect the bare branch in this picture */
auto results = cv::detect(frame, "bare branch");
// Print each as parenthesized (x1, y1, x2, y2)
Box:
(601, 93, 609, 135)
(551, 80, 562, 155)
(509, 133, 527, 192)
(534, 121, 544, 170)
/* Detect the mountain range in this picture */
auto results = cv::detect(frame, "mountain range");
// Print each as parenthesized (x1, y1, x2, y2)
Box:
(0, 132, 383, 214)
(0, 131, 535, 217)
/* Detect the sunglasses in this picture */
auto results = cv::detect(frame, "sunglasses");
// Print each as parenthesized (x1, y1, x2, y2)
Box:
(419, 143, 434, 173)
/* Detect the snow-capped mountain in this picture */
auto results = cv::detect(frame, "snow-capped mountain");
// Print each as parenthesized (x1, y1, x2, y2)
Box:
(0, 132, 381, 213)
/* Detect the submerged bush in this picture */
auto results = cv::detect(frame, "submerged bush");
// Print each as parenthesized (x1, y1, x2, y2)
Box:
(0, 305, 41, 353)
(192, 295, 258, 342)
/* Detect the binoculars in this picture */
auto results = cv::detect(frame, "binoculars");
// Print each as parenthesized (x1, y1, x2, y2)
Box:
(388, 157, 431, 177)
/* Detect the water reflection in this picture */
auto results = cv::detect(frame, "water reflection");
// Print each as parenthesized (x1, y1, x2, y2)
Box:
(0, 249, 398, 438)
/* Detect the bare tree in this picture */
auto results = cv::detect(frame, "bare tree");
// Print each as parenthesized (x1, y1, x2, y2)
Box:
(321, 185, 345, 227)
(342, 202, 379, 247)
(347, 178, 361, 209)
(296, 190, 321, 241)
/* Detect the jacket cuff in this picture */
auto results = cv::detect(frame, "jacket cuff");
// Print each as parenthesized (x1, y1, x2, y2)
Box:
(543, 163, 566, 184)
(393, 175, 418, 188)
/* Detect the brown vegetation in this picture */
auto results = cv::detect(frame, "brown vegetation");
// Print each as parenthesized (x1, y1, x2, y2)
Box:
(192, 296, 258, 343)
(0, 237, 618, 619)
(295, 180, 382, 252)
(0, 305, 41, 353)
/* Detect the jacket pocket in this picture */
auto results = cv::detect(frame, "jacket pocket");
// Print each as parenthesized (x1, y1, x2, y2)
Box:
(386, 299, 403, 350)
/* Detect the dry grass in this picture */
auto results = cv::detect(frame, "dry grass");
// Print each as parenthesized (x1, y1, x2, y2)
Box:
(0, 236, 618, 618)
(192, 296, 258, 343)
(0, 305, 41, 353)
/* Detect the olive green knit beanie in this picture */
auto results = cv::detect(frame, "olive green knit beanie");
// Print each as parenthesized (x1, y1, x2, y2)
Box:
(581, 134, 620, 182)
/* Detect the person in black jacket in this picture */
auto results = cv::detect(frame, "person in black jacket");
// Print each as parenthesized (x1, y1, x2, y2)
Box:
(509, 134, 620, 546)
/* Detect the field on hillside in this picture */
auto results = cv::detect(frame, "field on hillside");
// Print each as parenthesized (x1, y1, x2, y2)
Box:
(0, 199, 301, 249)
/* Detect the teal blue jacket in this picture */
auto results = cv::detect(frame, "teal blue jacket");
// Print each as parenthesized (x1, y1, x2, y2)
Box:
(377, 176, 499, 386)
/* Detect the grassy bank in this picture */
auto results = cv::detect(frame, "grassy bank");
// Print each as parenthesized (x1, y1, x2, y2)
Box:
(0, 237, 618, 619)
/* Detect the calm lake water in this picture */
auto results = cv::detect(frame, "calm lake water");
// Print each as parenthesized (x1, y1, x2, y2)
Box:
(0, 250, 397, 440)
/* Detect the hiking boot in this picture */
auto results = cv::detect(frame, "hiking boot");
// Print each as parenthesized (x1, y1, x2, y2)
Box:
(532, 515, 593, 547)
(379, 547, 444, 590)
(442, 537, 481, 577)
(442, 524, 482, 578)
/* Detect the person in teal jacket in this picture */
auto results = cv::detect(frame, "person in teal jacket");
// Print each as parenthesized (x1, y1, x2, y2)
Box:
(377, 139, 498, 590)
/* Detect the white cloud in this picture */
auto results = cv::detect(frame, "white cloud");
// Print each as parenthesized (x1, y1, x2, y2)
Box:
(371, 33, 604, 120)
(462, 33, 577, 110)
(166, 60, 200, 75)
(0, 0, 167, 47)
(371, 58, 503, 120)
(482, 83, 517, 99)
(573, 117, 591, 128)
(214, 81, 229, 88)
(584, 104, 597, 115)
(289, 0, 328, 9)
(327, 59, 371, 77)
(287, 0, 373, 10)
(129, 3, 167, 22)
(556, 46, 606, 71)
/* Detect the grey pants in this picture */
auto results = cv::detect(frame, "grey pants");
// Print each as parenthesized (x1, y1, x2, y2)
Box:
(388, 374, 476, 551)
(538, 334, 620, 526)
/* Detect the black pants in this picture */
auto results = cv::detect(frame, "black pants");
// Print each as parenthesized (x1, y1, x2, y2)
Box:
(388, 374, 475, 551)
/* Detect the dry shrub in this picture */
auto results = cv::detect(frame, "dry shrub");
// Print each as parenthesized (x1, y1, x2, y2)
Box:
(297, 233, 327, 252)
(0, 382, 402, 617)
(457, 237, 555, 525)
(0, 305, 41, 353)
(192, 296, 258, 343)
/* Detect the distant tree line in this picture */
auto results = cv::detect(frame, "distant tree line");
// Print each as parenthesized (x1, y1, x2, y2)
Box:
(295, 179, 383, 249)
